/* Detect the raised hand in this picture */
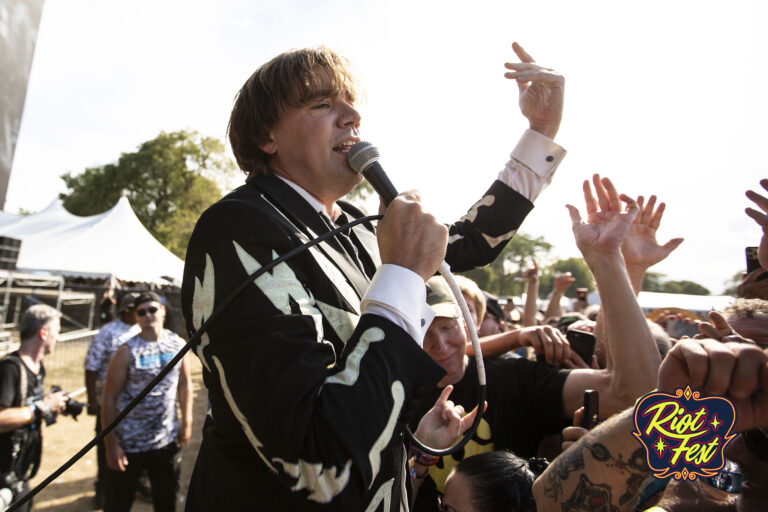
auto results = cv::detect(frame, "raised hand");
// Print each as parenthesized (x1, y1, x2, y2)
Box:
(504, 42, 564, 139)
(694, 310, 753, 344)
(566, 174, 639, 259)
(621, 194, 683, 270)
(523, 259, 539, 283)
(746, 179, 768, 268)
(413, 385, 484, 450)
(553, 272, 575, 293)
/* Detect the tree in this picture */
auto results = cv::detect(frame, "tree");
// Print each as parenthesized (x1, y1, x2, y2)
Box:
(539, 257, 595, 298)
(640, 271, 710, 295)
(344, 180, 374, 205)
(459, 232, 553, 296)
(60, 130, 236, 258)
(661, 280, 710, 296)
(641, 271, 667, 292)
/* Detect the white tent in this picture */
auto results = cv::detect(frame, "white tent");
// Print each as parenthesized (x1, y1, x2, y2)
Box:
(0, 198, 184, 284)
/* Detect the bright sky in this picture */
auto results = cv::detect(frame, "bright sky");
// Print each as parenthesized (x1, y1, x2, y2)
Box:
(9, 0, 765, 294)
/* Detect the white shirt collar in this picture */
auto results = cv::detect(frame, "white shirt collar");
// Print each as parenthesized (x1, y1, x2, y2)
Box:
(276, 175, 341, 220)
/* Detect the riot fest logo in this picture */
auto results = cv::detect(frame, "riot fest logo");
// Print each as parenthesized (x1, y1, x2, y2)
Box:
(633, 386, 736, 480)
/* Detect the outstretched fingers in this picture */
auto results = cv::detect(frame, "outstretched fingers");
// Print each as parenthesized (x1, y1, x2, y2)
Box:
(566, 204, 583, 226)
(583, 180, 598, 216)
(512, 42, 535, 63)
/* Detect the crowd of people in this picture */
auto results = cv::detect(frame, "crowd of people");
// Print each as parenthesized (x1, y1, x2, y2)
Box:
(0, 41, 765, 512)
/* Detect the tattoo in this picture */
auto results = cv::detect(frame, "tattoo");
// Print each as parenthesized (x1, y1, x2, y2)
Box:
(543, 444, 585, 500)
(618, 473, 645, 506)
(546, 437, 650, 507)
(562, 474, 618, 512)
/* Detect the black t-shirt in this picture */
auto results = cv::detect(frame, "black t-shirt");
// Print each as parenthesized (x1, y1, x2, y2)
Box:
(412, 356, 570, 511)
(0, 353, 44, 478)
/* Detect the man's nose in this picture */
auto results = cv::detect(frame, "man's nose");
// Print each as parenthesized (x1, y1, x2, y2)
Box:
(339, 101, 361, 129)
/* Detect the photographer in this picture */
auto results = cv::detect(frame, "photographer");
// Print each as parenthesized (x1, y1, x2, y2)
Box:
(0, 305, 67, 512)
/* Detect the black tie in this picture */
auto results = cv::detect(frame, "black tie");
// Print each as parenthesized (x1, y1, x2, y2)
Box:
(322, 212, 365, 274)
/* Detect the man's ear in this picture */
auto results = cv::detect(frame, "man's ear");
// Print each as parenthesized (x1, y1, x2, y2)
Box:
(259, 134, 277, 155)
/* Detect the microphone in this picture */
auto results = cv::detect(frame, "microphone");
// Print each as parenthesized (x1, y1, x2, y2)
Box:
(347, 139, 487, 458)
(347, 142, 398, 205)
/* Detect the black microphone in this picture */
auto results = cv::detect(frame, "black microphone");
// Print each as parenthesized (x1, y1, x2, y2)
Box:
(347, 142, 398, 205)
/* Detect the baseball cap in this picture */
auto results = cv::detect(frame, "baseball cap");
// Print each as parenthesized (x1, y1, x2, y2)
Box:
(484, 292, 505, 322)
(134, 291, 163, 309)
(426, 276, 460, 319)
(117, 292, 140, 312)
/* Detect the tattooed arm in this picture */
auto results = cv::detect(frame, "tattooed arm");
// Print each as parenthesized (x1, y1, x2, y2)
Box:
(532, 407, 649, 512)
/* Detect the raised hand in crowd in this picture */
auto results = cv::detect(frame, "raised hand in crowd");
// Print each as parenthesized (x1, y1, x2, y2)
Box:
(544, 272, 574, 320)
(522, 259, 539, 327)
(561, 174, 660, 416)
(695, 310, 749, 343)
(620, 195, 683, 293)
(504, 42, 564, 139)
(568, 175, 639, 258)
(738, 268, 768, 300)
(411, 385, 484, 498)
(413, 385, 483, 450)
(746, 178, 768, 269)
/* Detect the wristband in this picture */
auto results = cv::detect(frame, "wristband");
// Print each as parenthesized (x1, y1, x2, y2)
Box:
(408, 457, 431, 480)
(409, 445, 439, 466)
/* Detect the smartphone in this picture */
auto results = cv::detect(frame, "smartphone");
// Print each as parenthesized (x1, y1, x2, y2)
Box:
(566, 329, 596, 364)
(582, 390, 599, 429)
(747, 247, 768, 281)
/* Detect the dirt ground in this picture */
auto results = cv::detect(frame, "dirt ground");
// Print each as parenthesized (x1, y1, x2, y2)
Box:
(27, 357, 207, 511)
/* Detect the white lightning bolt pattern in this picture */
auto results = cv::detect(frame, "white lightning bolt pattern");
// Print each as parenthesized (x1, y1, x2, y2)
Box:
(482, 229, 518, 249)
(192, 254, 215, 372)
(234, 241, 324, 343)
(368, 381, 405, 487)
(460, 195, 495, 223)
(317, 301, 359, 344)
(272, 457, 352, 504)
(212, 356, 276, 473)
(324, 327, 385, 386)
(364, 479, 393, 512)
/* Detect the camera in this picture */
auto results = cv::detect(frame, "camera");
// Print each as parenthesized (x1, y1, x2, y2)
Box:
(50, 386, 85, 420)
(26, 386, 85, 426)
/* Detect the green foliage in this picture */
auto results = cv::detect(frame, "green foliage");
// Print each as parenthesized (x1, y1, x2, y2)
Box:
(660, 280, 710, 296)
(60, 130, 236, 259)
(641, 271, 710, 295)
(539, 258, 595, 298)
(344, 180, 374, 205)
(460, 232, 553, 296)
(721, 270, 743, 296)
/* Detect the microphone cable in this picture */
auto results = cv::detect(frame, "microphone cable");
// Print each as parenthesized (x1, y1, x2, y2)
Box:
(8, 214, 381, 511)
(347, 141, 486, 458)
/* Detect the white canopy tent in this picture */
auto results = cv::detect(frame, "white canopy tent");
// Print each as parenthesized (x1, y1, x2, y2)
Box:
(0, 198, 184, 284)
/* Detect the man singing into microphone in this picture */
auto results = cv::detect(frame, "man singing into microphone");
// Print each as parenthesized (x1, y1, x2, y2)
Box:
(181, 43, 565, 511)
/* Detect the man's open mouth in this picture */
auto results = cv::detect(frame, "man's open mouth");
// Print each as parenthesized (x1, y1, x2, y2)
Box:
(332, 141, 355, 153)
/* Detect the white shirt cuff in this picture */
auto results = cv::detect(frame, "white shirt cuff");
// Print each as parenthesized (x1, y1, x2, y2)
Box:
(498, 129, 567, 202)
(361, 264, 435, 347)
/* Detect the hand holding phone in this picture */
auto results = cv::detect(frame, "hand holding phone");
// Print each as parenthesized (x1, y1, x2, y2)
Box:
(581, 390, 599, 429)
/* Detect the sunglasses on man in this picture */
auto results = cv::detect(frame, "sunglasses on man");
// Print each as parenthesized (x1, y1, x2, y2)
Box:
(136, 306, 159, 317)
